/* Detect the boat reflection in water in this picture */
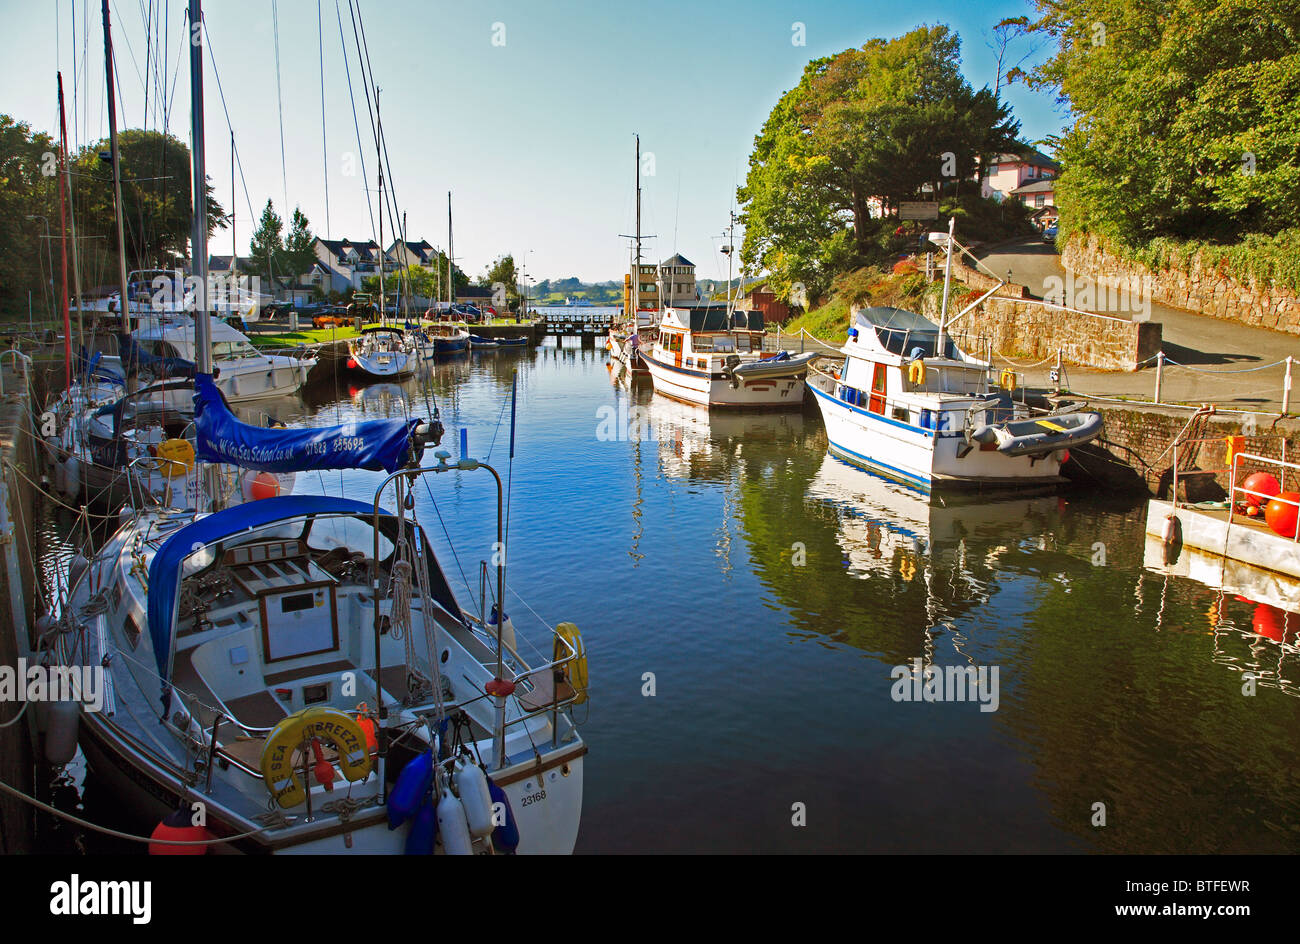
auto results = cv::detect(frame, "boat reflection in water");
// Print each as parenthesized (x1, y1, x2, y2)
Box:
(1143, 537, 1300, 697)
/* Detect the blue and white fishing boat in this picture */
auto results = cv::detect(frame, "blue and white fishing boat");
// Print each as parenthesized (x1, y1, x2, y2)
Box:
(807, 221, 1103, 489)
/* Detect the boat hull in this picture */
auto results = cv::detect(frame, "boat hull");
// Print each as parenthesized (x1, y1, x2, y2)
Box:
(809, 382, 1065, 489)
(641, 349, 804, 408)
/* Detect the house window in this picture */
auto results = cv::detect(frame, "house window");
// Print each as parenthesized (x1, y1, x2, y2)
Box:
(988, 163, 999, 174)
(1035, 195, 1045, 207)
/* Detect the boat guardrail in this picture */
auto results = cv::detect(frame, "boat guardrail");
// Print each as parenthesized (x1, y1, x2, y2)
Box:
(1228, 450, 1300, 540)
(0, 350, 32, 396)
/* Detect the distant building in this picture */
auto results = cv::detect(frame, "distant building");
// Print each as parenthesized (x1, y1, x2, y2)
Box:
(980, 146, 1061, 203)
(314, 237, 399, 293)
(1009, 178, 1059, 229)
(387, 238, 440, 270)
(623, 253, 697, 316)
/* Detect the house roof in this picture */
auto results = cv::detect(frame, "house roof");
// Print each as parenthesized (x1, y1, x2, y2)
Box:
(661, 253, 694, 268)
(388, 239, 436, 263)
(1010, 178, 1057, 195)
(993, 146, 1061, 173)
(317, 237, 384, 263)
(208, 255, 254, 272)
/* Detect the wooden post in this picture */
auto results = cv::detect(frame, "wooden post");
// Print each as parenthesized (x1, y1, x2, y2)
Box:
(1284, 356, 1293, 415)
(1154, 351, 1164, 404)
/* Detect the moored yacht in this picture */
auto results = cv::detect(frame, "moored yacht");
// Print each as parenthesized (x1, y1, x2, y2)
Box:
(348, 324, 416, 378)
(638, 304, 817, 408)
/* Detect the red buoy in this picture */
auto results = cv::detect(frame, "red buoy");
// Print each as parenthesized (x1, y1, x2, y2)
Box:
(148, 807, 213, 855)
(1265, 492, 1300, 538)
(346, 357, 358, 369)
(249, 472, 280, 500)
(1242, 471, 1281, 508)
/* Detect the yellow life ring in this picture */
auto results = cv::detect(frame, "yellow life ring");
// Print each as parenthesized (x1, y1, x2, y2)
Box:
(908, 359, 926, 385)
(155, 438, 195, 478)
(554, 622, 588, 705)
(260, 706, 372, 809)
(999, 369, 1017, 391)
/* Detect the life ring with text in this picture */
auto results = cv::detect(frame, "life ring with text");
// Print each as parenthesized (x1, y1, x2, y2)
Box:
(260, 707, 372, 809)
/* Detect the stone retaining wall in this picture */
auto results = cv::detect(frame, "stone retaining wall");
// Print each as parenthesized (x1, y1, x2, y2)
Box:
(1061, 233, 1300, 335)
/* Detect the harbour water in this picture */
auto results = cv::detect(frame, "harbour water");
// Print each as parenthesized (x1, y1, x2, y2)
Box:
(38, 336, 1300, 853)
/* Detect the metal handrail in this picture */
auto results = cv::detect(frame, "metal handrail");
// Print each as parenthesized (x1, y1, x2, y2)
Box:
(1228, 451, 1300, 541)
(0, 350, 32, 396)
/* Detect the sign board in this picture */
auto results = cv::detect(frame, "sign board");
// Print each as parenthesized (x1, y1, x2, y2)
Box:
(900, 201, 940, 221)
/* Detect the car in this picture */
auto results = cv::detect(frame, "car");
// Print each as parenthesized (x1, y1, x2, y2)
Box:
(1043, 223, 1059, 242)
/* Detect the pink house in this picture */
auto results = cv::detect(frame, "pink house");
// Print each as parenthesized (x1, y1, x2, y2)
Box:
(979, 146, 1061, 203)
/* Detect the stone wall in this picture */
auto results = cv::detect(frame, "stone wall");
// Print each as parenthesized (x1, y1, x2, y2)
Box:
(1076, 402, 1300, 498)
(919, 281, 1160, 371)
(1061, 233, 1300, 334)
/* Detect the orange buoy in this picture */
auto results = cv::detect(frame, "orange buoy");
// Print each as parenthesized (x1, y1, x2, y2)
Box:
(1242, 471, 1281, 507)
(1265, 492, 1300, 538)
(149, 807, 213, 855)
(248, 472, 281, 501)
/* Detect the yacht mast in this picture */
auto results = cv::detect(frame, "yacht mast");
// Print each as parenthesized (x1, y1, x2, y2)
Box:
(101, 0, 132, 365)
(188, 0, 211, 376)
(376, 88, 384, 323)
(633, 134, 640, 317)
(57, 74, 85, 365)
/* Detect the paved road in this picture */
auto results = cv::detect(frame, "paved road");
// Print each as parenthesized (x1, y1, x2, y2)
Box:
(973, 238, 1300, 414)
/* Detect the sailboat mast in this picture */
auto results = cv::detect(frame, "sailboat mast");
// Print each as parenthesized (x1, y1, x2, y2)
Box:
(230, 132, 236, 282)
(376, 87, 384, 322)
(188, 0, 211, 375)
(447, 192, 453, 309)
(55, 80, 71, 389)
(936, 214, 955, 358)
(101, 0, 132, 340)
(57, 73, 85, 364)
(633, 134, 640, 317)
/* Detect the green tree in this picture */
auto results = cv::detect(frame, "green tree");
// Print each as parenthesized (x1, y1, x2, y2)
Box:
(737, 25, 1019, 301)
(479, 254, 520, 309)
(282, 207, 316, 283)
(248, 200, 283, 292)
(1022, 0, 1300, 244)
(0, 116, 59, 313)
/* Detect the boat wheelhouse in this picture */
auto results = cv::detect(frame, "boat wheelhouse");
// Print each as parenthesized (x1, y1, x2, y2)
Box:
(638, 304, 816, 408)
(807, 306, 1102, 489)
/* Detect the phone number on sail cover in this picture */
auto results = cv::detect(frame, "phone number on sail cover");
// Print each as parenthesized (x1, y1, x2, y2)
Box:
(305, 436, 367, 455)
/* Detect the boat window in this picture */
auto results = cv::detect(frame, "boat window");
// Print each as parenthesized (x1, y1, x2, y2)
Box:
(714, 337, 734, 353)
(694, 336, 713, 352)
(735, 334, 751, 353)
(181, 544, 216, 578)
(306, 515, 394, 560)
(212, 339, 261, 360)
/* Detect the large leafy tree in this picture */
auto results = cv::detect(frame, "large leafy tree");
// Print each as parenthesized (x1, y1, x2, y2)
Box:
(0, 120, 226, 311)
(1023, 0, 1300, 244)
(738, 25, 1019, 301)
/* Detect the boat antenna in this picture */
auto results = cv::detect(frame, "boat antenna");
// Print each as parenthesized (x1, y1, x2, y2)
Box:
(102, 0, 133, 388)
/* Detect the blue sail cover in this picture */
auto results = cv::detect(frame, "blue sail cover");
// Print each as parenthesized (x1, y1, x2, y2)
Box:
(146, 496, 378, 682)
(194, 373, 420, 474)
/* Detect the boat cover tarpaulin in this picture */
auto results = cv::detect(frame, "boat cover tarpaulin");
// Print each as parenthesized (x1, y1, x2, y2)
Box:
(194, 373, 419, 474)
(146, 496, 380, 681)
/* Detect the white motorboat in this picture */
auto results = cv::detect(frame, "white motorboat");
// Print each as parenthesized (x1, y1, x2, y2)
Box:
(638, 305, 813, 408)
(807, 306, 1103, 489)
(348, 324, 416, 378)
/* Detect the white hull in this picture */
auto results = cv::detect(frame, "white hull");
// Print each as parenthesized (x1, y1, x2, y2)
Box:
(809, 382, 1064, 488)
(641, 349, 804, 408)
(349, 350, 415, 378)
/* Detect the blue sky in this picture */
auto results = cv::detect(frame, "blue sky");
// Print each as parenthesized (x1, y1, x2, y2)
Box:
(3, 0, 1067, 284)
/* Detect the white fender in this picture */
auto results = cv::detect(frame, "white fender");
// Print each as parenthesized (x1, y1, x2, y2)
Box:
(436, 785, 474, 855)
(454, 759, 495, 839)
(67, 553, 89, 593)
(64, 456, 81, 500)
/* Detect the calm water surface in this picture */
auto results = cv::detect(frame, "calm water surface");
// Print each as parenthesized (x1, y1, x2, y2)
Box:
(41, 332, 1300, 853)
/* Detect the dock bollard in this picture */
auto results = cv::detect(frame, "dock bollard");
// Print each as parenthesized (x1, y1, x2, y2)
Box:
(1154, 351, 1164, 404)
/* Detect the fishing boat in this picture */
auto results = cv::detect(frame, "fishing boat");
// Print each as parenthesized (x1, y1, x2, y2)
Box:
(807, 305, 1103, 488)
(638, 304, 814, 408)
(807, 221, 1103, 489)
(607, 135, 656, 376)
(348, 323, 416, 378)
(469, 334, 500, 350)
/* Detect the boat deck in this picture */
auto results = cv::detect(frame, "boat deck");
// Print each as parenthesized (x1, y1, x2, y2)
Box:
(1147, 498, 1300, 582)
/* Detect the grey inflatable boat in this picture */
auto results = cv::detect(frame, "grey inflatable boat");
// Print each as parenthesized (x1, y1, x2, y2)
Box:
(969, 411, 1104, 457)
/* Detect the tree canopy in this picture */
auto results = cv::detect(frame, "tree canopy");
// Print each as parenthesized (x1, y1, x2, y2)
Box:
(1023, 0, 1300, 245)
(737, 25, 1019, 301)
(480, 254, 521, 308)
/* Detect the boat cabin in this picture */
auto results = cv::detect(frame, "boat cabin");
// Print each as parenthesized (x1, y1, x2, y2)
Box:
(655, 305, 766, 370)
